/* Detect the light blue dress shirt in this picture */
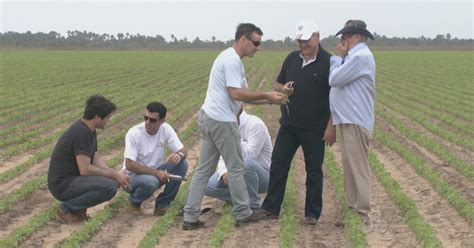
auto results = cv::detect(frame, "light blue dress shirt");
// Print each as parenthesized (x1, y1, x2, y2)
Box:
(329, 42, 376, 133)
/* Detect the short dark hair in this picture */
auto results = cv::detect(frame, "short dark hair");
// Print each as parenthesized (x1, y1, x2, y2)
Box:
(235, 23, 263, 41)
(146, 101, 167, 119)
(82, 95, 117, 120)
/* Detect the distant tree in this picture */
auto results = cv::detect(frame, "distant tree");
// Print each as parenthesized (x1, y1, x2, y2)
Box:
(154, 35, 166, 43)
(1, 30, 472, 49)
(435, 34, 445, 40)
(434, 34, 445, 45)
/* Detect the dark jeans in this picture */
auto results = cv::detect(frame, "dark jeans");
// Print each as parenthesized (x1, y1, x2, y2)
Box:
(55, 176, 118, 214)
(261, 125, 325, 219)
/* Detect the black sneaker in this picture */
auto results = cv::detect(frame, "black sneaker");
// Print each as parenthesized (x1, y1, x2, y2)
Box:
(235, 211, 264, 227)
(303, 217, 318, 226)
(182, 220, 205, 230)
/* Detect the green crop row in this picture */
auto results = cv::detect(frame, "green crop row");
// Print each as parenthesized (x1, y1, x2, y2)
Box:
(0, 203, 57, 247)
(378, 82, 474, 133)
(376, 105, 474, 180)
(59, 192, 128, 248)
(0, 71, 208, 183)
(377, 91, 474, 151)
(377, 73, 473, 122)
(374, 128, 474, 224)
(368, 151, 442, 247)
(278, 167, 298, 248)
(0, 108, 200, 247)
(0, 51, 216, 116)
(0, 63, 208, 142)
(324, 149, 368, 247)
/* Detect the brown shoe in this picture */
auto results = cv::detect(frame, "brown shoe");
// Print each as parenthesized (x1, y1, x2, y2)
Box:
(56, 208, 81, 224)
(253, 209, 279, 220)
(76, 209, 90, 221)
(153, 207, 169, 216)
(303, 217, 318, 226)
(127, 202, 141, 214)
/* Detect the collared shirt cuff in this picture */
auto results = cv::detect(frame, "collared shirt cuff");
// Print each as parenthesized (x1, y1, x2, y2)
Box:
(330, 55, 344, 65)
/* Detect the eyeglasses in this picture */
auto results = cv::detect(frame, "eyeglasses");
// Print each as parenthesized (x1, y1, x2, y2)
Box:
(144, 115, 159, 123)
(246, 36, 261, 47)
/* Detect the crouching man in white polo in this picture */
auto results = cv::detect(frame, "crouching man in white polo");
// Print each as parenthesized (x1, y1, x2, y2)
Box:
(123, 101, 188, 216)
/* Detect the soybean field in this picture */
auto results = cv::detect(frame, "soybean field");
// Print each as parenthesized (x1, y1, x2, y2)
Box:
(0, 50, 472, 247)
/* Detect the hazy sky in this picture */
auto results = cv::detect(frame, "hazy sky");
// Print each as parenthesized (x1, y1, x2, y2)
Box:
(1, 0, 472, 41)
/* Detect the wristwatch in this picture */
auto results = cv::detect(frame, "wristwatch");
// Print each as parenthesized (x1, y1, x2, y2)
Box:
(177, 151, 185, 159)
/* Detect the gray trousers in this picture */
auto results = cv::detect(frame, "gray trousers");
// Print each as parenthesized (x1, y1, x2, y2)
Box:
(184, 110, 252, 222)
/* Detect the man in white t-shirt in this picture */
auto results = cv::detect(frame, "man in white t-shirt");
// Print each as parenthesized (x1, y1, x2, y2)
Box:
(205, 110, 272, 209)
(183, 23, 285, 230)
(123, 102, 188, 216)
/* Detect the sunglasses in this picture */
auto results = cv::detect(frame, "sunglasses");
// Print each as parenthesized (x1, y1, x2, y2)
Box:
(246, 36, 261, 47)
(144, 115, 159, 123)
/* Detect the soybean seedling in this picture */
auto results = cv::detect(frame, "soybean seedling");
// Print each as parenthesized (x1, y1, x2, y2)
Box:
(282, 81, 293, 116)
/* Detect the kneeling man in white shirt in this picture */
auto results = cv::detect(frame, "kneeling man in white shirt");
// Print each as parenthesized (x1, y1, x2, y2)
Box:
(205, 110, 272, 209)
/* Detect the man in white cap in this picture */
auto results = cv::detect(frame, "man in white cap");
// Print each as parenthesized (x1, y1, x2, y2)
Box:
(329, 20, 376, 221)
(205, 110, 272, 211)
(256, 19, 335, 225)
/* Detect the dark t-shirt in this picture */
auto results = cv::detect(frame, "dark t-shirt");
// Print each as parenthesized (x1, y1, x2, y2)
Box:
(276, 46, 331, 129)
(48, 119, 97, 197)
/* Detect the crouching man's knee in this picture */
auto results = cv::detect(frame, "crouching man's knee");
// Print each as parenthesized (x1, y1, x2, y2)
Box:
(176, 159, 189, 176)
(243, 158, 259, 173)
(102, 178, 119, 201)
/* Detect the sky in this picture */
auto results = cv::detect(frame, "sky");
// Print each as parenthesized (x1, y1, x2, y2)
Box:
(1, 0, 473, 41)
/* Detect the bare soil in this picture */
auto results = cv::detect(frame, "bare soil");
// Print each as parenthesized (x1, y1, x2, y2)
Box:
(371, 140, 474, 247)
(2, 94, 473, 247)
(331, 144, 418, 247)
(375, 115, 474, 204)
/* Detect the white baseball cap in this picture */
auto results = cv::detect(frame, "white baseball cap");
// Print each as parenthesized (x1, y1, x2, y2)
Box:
(295, 19, 319, 40)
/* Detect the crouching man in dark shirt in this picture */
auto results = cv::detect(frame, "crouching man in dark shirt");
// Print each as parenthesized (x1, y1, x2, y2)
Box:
(48, 95, 130, 224)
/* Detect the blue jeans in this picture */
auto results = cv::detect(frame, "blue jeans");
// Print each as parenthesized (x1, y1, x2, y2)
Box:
(56, 176, 118, 214)
(205, 158, 269, 209)
(129, 160, 188, 208)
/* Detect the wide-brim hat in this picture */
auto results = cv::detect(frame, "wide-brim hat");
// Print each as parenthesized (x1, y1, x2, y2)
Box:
(336, 20, 374, 40)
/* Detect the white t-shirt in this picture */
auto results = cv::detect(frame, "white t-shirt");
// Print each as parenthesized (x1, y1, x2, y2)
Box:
(122, 122, 183, 172)
(202, 47, 248, 122)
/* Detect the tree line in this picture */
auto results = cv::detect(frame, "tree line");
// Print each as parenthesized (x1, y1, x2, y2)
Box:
(0, 30, 472, 49)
